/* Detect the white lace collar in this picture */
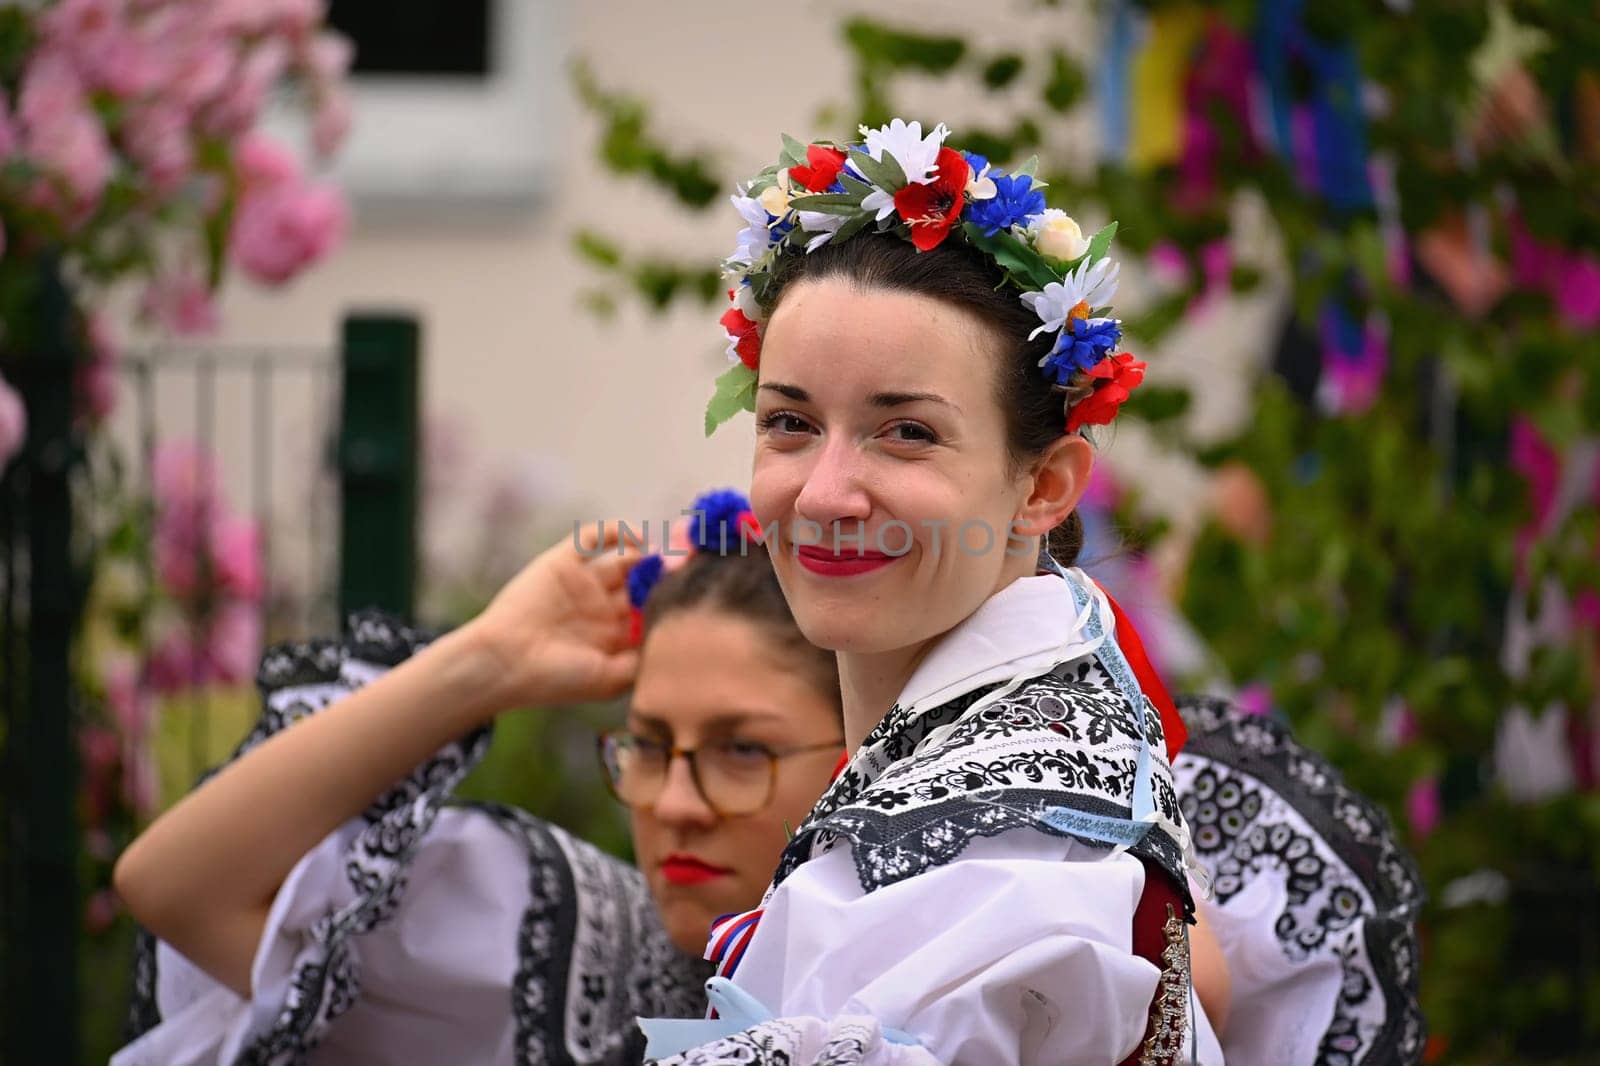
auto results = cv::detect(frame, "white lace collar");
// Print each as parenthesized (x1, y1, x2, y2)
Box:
(896, 567, 1112, 716)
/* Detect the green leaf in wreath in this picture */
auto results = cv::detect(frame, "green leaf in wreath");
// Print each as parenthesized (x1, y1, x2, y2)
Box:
(779, 133, 811, 170)
(1082, 220, 1118, 265)
(961, 222, 1061, 290)
(705, 363, 758, 436)
(847, 147, 907, 192)
(788, 192, 865, 216)
(829, 211, 877, 245)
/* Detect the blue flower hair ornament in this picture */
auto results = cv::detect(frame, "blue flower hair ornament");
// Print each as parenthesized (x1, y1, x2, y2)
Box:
(626, 488, 763, 645)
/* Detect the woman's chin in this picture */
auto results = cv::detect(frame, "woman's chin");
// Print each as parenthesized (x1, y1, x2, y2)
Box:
(661, 899, 718, 957)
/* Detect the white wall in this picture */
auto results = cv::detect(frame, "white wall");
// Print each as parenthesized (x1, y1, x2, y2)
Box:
(179, 0, 1282, 555)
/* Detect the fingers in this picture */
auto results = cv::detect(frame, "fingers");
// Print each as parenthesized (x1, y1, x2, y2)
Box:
(571, 519, 622, 556)
(588, 545, 648, 591)
(593, 648, 641, 699)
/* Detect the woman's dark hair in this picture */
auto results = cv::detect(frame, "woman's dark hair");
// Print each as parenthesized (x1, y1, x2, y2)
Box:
(764, 232, 1084, 565)
(642, 548, 841, 709)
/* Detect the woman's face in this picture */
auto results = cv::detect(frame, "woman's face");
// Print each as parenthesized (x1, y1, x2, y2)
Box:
(628, 606, 842, 956)
(750, 278, 1038, 656)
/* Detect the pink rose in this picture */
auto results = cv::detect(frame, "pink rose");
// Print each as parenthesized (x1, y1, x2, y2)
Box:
(1554, 252, 1600, 331)
(211, 514, 264, 601)
(153, 530, 202, 600)
(206, 601, 263, 685)
(1405, 776, 1441, 839)
(231, 178, 348, 284)
(141, 269, 220, 336)
(0, 371, 26, 475)
(153, 440, 219, 513)
(123, 104, 194, 198)
(121, 741, 158, 816)
(42, 0, 161, 101)
(147, 626, 202, 693)
(103, 653, 153, 739)
(234, 132, 302, 191)
(1235, 683, 1273, 717)
(305, 31, 354, 87)
(202, 38, 289, 138)
(212, 0, 322, 37)
(311, 89, 352, 159)
(76, 357, 118, 423)
(74, 314, 121, 422)
(18, 51, 113, 217)
(79, 723, 123, 824)
(163, 29, 236, 112)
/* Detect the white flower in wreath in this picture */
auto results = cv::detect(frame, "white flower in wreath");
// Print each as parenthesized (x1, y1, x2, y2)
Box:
(1027, 209, 1089, 263)
(797, 207, 848, 251)
(1021, 256, 1121, 341)
(732, 281, 764, 322)
(859, 117, 950, 183)
(728, 193, 776, 265)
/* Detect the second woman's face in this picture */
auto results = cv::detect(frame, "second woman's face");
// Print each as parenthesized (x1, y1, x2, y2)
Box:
(628, 607, 843, 957)
(751, 279, 1034, 657)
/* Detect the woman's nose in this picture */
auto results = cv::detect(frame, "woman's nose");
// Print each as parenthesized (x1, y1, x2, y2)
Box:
(794, 438, 871, 529)
(651, 753, 717, 828)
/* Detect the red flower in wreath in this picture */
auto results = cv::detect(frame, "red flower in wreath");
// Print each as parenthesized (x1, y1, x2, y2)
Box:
(720, 306, 762, 369)
(893, 147, 970, 251)
(790, 144, 848, 192)
(1066, 352, 1146, 432)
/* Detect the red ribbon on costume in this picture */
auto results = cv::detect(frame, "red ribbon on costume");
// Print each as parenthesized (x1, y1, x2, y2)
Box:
(1093, 581, 1187, 761)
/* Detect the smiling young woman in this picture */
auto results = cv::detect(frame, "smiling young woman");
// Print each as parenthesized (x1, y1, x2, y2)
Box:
(648, 122, 1217, 1066)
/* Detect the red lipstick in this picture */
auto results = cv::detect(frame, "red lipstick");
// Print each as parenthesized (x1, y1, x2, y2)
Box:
(660, 854, 733, 886)
(795, 544, 899, 577)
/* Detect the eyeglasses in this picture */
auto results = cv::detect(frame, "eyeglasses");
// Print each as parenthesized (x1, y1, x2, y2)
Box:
(596, 729, 843, 817)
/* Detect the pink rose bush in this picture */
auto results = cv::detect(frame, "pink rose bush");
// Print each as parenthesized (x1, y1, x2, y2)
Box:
(0, 0, 354, 428)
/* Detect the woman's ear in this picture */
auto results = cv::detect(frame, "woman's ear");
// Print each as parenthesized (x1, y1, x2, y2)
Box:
(1012, 434, 1093, 538)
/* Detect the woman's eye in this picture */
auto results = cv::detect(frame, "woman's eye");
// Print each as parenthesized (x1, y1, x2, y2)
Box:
(722, 740, 772, 763)
(631, 737, 671, 763)
(886, 421, 937, 444)
(758, 412, 813, 435)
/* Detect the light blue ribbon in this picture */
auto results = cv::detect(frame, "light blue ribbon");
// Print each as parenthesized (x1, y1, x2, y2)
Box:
(1036, 551, 1158, 829)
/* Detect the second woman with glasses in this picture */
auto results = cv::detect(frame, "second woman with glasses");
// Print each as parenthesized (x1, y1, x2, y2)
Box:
(113, 491, 846, 1066)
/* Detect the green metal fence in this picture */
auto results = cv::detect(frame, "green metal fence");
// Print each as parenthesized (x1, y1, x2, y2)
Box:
(0, 281, 422, 1061)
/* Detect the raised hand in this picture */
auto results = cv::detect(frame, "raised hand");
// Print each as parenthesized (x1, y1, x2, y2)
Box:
(467, 521, 646, 711)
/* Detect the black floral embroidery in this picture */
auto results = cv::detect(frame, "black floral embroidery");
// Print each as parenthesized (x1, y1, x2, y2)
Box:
(1173, 695, 1426, 1066)
(123, 927, 161, 1041)
(774, 658, 1190, 914)
(477, 802, 710, 1066)
(181, 610, 490, 1064)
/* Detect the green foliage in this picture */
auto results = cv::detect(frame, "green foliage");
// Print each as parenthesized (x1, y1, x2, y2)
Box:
(705, 363, 758, 437)
(571, 228, 721, 314)
(571, 59, 723, 210)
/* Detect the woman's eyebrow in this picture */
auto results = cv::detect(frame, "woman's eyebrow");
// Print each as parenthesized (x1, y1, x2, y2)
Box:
(626, 708, 787, 732)
(760, 383, 961, 414)
(869, 390, 960, 413)
(759, 382, 809, 401)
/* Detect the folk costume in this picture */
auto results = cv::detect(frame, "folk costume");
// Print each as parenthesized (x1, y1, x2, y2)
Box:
(115, 610, 709, 1066)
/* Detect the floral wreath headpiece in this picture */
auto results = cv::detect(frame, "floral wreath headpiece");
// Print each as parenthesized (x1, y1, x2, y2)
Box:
(626, 488, 762, 645)
(707, 119, 1147, 436)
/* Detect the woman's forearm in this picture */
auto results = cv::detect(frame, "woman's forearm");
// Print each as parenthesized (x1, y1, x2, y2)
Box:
(113, 622, 510, 996)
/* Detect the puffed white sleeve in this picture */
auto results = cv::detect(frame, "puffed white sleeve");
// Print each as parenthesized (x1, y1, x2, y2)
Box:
(654, 829, 1224, 1066)
(113, 613, 515, 1064)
